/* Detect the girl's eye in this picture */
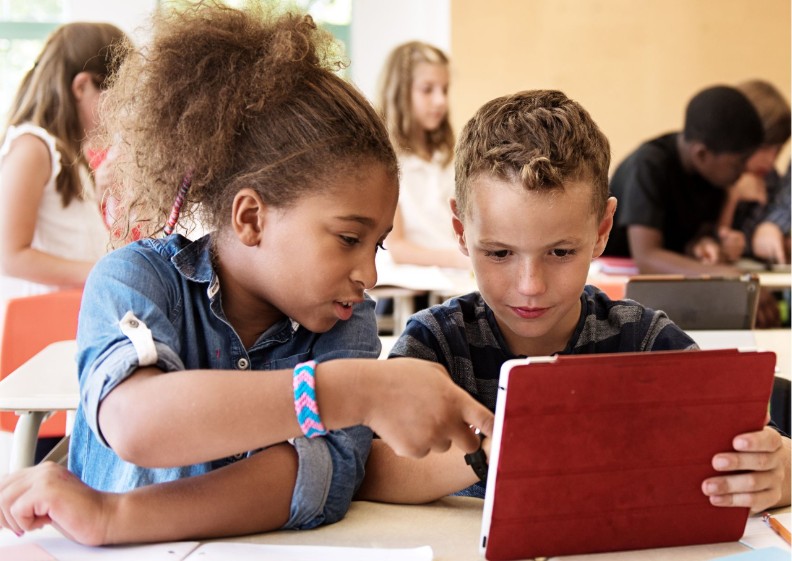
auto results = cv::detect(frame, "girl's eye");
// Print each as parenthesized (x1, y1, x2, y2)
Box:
(376, 241, 387, 252)
(340, 235, 360, 247)
(551, 248, 576, 258)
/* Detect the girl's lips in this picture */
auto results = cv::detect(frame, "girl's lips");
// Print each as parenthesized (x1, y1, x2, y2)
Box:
(510, 306, 549, 319)
(334, 300, 356, 321)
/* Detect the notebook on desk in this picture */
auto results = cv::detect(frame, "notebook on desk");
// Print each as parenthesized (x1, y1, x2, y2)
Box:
(625, 274, 760, 330)
(480, 349, 776, 561)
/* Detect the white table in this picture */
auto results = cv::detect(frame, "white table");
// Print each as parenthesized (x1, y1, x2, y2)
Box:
(0, 340, 78, 472)
(1, 498, 787, 561)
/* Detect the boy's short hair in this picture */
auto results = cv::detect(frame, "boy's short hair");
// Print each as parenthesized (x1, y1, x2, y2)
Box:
(736, 79, 791, 147)
(682, 85, 763, 154)
(455, 89, 611, 221)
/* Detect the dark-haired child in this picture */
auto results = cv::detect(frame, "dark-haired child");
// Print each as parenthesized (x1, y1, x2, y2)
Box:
(604, 85, 763, 274)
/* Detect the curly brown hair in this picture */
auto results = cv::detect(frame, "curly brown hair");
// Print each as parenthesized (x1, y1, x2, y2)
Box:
(454, 89, 610, 222)
(97, 1, 397, 239)
(376, 41, 454, 166)
(4, 22, 127, 207)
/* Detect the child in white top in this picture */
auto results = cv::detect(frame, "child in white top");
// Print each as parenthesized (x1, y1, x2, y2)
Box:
(0, 22, 128, 326)
(377, 41, 469, 270)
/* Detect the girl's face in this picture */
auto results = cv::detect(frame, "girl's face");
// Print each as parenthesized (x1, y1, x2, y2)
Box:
(239, 162, 398, 334)
(744, 144, 782, 177)
(73, 72, 103, 138)
(410, 62, 449, 133)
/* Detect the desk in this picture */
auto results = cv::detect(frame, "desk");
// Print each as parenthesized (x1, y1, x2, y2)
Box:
(223, 500, 791, 560)
(0, 340, 78, 472)
(1, 499, 787, 560)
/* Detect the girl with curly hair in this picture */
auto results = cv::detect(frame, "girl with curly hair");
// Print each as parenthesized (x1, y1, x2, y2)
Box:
(0, 2, 491, 545)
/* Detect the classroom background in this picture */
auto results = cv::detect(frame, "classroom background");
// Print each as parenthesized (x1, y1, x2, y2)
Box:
(0, 0, 789, 175)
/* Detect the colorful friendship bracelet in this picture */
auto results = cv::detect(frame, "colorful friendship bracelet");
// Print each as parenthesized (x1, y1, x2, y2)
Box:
(293, 360, 328, 438)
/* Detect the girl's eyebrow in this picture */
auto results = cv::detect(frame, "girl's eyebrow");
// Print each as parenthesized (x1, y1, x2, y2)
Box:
(335, 215, 394, 237)
(335, 215, 375, 227)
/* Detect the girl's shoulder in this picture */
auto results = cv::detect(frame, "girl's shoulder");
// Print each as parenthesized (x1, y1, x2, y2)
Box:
(1, 123, 61, 182)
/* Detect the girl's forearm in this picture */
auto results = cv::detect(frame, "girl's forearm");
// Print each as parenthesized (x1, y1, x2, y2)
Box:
(106, 444, 298, 544)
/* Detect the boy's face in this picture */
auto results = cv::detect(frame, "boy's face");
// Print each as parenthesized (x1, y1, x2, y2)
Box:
(694, 146, 753, 187)
(451, 175, 615, 357)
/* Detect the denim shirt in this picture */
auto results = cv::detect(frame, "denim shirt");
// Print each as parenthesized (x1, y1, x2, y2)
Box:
(68, 234, 379, 527)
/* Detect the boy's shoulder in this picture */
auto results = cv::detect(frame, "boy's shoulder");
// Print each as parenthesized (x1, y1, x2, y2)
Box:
(576, 285, 696, 353)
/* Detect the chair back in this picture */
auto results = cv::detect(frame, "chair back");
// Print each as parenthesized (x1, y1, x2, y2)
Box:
(0, 289, 82, 435)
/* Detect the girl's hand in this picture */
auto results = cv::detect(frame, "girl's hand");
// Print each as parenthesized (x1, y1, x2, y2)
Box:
(752, 222, 788, 265)
(702, 423, 790, 513)
(363, 357, 494, 458)
(0, 462, 114, 546)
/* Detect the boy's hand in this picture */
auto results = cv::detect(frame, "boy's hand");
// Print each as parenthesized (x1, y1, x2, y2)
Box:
(717, 227, 746, 263)
(0, 462, 114, 545)
(691, 236, 721, 265)
(364, 358, 494, 458)
(702, 424, 790, 512)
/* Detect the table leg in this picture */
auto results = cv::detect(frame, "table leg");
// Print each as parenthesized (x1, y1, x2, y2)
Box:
(9, 411, 47, 472)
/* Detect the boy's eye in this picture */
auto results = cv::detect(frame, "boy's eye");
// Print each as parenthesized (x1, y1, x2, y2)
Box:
(376, 241, 387, 252)
(551, 248, 575, 258)
(340, 235, 360, 247)
(484, 249, 510, 260)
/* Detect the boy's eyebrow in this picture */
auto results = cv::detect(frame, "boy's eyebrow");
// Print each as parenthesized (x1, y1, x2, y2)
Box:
(478, 236, 584, 249)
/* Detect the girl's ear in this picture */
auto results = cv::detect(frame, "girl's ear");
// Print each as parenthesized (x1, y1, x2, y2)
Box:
(593, 196, 617, 258)
(231, 188, 265, 246)
(71, 71, 93, 101)
(450, 198, 469, 256)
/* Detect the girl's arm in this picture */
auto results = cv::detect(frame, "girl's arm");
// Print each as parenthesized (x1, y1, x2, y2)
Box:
(356, 439, 481, 504)
(0, 134, 95, 286)
(98, 357, 494, 467)
(0, 444, 298, 545)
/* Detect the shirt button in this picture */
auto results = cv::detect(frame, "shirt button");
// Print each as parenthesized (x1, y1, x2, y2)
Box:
(128, 319, 139, 328)
(236, 357, 249, 370)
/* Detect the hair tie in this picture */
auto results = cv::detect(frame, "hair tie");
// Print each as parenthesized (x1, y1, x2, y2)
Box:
(163, 171, 192, 236)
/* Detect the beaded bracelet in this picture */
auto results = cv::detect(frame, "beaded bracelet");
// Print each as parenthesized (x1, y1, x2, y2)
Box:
(293, 360, 328, 438)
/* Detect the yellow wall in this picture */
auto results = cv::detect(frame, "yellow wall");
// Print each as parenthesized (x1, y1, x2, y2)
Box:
(450, 0, 791, 172)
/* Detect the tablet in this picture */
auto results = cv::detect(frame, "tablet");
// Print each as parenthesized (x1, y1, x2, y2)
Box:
(624, 274, 760, 330)
(480, 349, 776, 561)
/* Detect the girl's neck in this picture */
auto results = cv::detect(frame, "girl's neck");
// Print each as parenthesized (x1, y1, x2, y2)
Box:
(409, 128, 432, 161)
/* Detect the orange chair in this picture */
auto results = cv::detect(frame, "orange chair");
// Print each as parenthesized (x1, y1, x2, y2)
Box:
(0, 288, 83, 436)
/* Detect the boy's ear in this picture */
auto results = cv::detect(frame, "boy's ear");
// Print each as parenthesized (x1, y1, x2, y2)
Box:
(450, 198, 469, 256)
(71, 71, 92, 101)
(592, 196, 617, 258)
(689, 141, 710, 169)
(231, 188, 265, 246)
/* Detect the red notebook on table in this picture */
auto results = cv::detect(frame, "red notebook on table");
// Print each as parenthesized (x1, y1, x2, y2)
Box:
(479, 349, 776, 561)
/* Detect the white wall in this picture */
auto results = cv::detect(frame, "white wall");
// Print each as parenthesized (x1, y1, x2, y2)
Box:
(65, 0, 158, 42)
(349, 0, 450, 103)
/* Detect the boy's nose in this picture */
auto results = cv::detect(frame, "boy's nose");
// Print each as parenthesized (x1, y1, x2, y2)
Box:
(516, 261, 546, 296)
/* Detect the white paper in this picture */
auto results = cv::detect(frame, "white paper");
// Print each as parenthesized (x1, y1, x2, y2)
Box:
(35, 536, 200, 561)
(186, 542, 434, 561)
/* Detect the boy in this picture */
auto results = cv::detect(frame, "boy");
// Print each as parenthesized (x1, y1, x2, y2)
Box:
(357, 90, 791, 513)
(604, 85, 763, 274)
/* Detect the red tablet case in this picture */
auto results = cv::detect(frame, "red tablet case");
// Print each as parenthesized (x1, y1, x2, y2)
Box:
(480, 349, 776, 561)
